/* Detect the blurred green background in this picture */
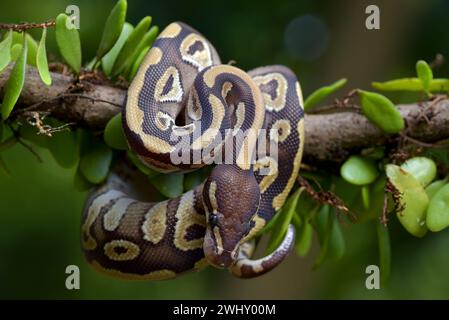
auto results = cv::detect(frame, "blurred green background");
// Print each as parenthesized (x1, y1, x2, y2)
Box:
(1, 0, 449, 299)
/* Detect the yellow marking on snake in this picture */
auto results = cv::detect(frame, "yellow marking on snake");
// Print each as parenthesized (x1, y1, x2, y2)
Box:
(191, 94, 224, 150)
(236, 128, 258, 170)
(202, 66, 265, 170)
(103, 198, 134, 231)
(270, 119, 291, 143)
(242, 214, 266, 242)
(142, 202, 168, 244)
(155, 112, 172, 131)
(104, 240, 140, 261)
(253, 73, 287, 112)
(253, 156, 279, 193)
(154, 66, 183, 102)
(91, 260, 177, 280)
(125, 47, 175, 154)
(82, 190, 125, 250)
(213, 226, 224, 255)
(296, 81, 304, 107)
(239, 239, 256, 257)
(173, 122, 196, 136)
(208, 181, 218, 212)
(221, 81, 233, 98)
(194, 258, 209, 270)
(187, 89, 202, 120)
(233, 102, 246, 135)
(159, 22, 182, 38)
(174, 190, 207, 251)
(272, 118, 304, 210)
(203, 68, 265, 167)
(180, 33, 212, 71)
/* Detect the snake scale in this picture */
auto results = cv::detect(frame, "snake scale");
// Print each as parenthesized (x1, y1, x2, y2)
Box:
(81, 22, 305, 280)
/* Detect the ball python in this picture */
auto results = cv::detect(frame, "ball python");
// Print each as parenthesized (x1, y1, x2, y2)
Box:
(81, 22, 305, 280)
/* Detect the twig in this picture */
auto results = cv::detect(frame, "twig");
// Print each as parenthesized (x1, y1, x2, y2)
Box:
(0, 20, 55, 32)
(380, 186, 389, 226)
(297, 176, 357, 222)
(7, 124, 43, 162)
(61, 93, 123, 108)
(16, 138, 43, 162)
(306, 104, 360, 114)
(399, 132, 449, 149)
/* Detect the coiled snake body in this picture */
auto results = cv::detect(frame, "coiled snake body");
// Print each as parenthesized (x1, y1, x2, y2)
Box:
(81, 22, 305, 279)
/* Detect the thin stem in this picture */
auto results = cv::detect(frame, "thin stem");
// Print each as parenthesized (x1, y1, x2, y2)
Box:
(399, 132, 449, 149)
(0, 20, 55, 32)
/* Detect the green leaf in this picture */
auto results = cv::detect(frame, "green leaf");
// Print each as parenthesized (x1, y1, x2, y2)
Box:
(128, 45, 149, 80)
(304, 78, 347, 111)
(102, 22, 134, 76)
(84, 57, 96, 70)
(74, 168, 93, 192)
(126, 151, 158, 177)
(372, 78, 449, 92)
(358, 90, 405, 133)
(361, 185, 370, 209)
(10, 43, 22, 61)
(25, 34, 38, 67)
(19, 123, 47, 147)
(112, 16, 152, 76)
(183, 167, 211, 191)
(184, 171, 204, 191)
(149, 172, 184, 198)
(266, 188, 303, 254)
(132, 25, 158, 60)
(104, 113, 128, 150)
(36, 28, 52, 85)
(295, 220, 313, 257)
(416, 60, 433, 94)
(126, 25, 159, 78)
(328, 213, 345, 261)
(96, 0, 127, 60)
(361, 146, 385, 160)
(0, 29, 12, 73)
(386, 164, 429, 237)
(79, 140, 113, 184)
(0, 136, 17, 152)
(426, 183, 449, 232)
(400, 157, 437, 187)
(46, 120, 79, 168)
(1, 35, 27, 120)
(425, 179, 448, 200)
(0, 154, 11, 177)
(376, 222, 391, 286)
(313, 205, 331, 269)
(56, 13, 82, 73)
(340, 155, 379, 186)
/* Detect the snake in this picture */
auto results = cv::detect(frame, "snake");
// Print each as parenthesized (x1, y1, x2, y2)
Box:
(81, 22, 305, 280)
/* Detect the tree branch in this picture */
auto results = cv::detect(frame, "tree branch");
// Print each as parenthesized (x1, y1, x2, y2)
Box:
(1, 64, 448, 162)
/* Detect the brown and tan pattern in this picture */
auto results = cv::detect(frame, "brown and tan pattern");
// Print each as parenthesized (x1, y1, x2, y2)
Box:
(81, 22, 305, 280)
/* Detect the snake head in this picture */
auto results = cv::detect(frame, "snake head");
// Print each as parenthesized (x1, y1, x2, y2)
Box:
(202, 164, 261, 269)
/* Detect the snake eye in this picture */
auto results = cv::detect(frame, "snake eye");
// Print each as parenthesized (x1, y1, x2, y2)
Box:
(208, 213, 218, 227)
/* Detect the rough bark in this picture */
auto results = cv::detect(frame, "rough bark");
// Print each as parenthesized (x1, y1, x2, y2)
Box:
(1, 65, 448, 162)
